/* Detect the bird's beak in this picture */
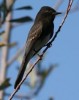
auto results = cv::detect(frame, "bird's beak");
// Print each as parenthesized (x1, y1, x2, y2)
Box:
(54, 12, 62, 15)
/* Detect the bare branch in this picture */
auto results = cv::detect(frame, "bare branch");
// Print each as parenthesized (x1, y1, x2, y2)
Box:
(5, 92, 31, 100)
(0, 0, 15, 99)
(7, 46, 24, 67)
(0, 12, 12, 100)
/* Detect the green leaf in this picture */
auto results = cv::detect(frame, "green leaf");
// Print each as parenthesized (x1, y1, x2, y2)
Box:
(15, 6, 32, 10)
(9, 16, 33, 23)
(0, 78, 11, 90)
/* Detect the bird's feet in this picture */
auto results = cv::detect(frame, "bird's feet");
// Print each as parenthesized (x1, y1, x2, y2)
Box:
(45, 42, 52, 48)
(37, 53, 43, 60)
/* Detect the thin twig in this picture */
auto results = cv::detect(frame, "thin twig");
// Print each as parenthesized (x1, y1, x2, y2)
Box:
(7, 46, 24, 67)
(5, 92, 31, 99)
(9, 0, 73, 99)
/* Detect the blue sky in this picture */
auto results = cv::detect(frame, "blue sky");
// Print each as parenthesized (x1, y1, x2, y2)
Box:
(2, 0, 79, 100)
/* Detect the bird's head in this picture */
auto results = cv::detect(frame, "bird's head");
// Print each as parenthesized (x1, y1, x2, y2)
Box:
(35, 6, 61, 22)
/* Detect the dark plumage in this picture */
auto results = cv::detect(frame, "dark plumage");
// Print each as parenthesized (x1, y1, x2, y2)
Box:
(14, 6, 61, 89)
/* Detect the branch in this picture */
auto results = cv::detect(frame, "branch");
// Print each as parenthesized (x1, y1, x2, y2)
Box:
(7, 46, 24, 67)
(0, 12, 12, 100)
(5, 92, 31, 100)
(9, 0, 73, 99)
(0, 0, 15, 99)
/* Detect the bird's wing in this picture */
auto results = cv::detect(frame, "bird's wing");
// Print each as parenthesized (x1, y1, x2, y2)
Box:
(24, 21, 43, 55)
(14, 21, 43, 89)
(27, 21, 43, 42)
(21, 21, 43, 77)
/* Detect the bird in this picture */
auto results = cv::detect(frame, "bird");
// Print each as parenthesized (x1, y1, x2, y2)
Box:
(14, 6, 61, 89)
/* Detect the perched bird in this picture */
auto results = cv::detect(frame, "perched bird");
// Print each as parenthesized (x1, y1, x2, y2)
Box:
(14, 6, 61, 89)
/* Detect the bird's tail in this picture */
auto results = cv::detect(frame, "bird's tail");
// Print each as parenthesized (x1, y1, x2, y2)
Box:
(14, 52, 31, 89)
